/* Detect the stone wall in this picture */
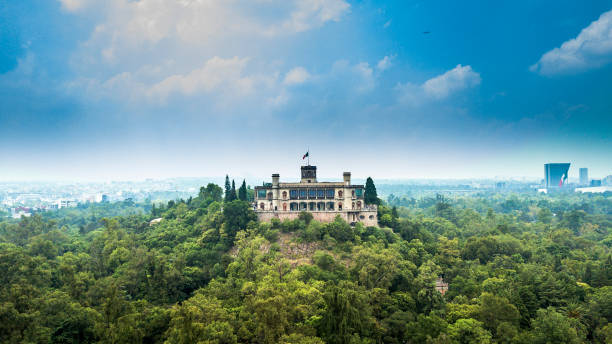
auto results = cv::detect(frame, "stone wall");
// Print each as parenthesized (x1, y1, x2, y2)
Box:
(256, 210, 378, 227)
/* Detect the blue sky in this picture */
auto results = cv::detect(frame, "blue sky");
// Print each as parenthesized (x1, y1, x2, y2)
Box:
(1, 0, 611, 181)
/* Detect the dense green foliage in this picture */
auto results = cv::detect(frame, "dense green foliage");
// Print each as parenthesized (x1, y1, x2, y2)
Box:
(1, 187, 610, 343)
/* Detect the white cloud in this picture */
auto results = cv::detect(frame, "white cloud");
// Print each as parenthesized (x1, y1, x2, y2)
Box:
(330, 60, 375, 93)
(59, 0, 91, 12)
(423, 64, 481, 99)
(531, 9, 612, 75)
(274, 0, 350, 35)
(147, 56, 254, 99)
(376, 55, 393, 71)
(283, 67, 311, 85)
(397, 64, 481, 104)
(70, 56, 267, 104)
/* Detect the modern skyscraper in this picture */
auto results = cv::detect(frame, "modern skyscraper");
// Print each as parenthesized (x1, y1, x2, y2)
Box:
(544, 163, 570, 188)
(579, 168, 588, 186)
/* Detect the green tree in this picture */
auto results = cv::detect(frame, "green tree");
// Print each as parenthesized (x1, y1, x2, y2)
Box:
(364, 177, 379, 205)
(530, 308, 584, 344)
(318, 281, 374, 344)
(229, 180, 237, 202)
(238, 180, 247, 201)
(199, 183, 223, 205)
(446, 318, 492, 344)
(222, 200, 257, 242)
(476, 293, 519, 338)
(165, 293, 236, 344)
(224, 175, 232, 202)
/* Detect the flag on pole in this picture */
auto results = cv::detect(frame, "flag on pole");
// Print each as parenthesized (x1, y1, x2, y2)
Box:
(302, 151, 309, 160)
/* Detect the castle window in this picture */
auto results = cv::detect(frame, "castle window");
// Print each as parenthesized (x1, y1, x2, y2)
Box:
(360, 215, 365, 220)
(290, 202, 298, 211)
(352, 202, 355, 209)
(299, 189, 307, 199)
(290, 190, 298, 199)
(369, 215, 374, 220)
(267, 192, 273, 200)
(338, 190, 343, 197)
(357, 201, 361, 209)
(257, 190, 267, 198)
(355, 189, 364, 198)
(283, 203, 287, 211)
(260, 203, 265, 210)
(308, 189, 316, 199)
(326, 189, 334, 198)
(326, 202, 334, 210)
(317, 202, 325, 211)
(351, 190, 355, 197)
(317, 189, 324, 198)
(309, 202, 316, 211)
(300, 202, 308, 211)
(282, 191, 287, 199)
(338, 203, 342, 210)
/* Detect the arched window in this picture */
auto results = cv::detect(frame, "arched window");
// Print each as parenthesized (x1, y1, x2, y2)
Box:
(357, 201, 361, 209)
(338, 190, 343, 197)
(267, 192, 273, 200)
(352, 202, 355, 209)
(338, 202, 342, 210)
(317, 202, 325, 211)
(352, 190, 355, 197)
(282, 191, 287, 199)
(260, 203, 265, 210)
(283, 203, 287, 211)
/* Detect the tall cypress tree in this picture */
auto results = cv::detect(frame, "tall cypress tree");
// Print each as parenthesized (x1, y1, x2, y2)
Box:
(364, 177, 379, 205)
(238, 179, 247, 201)
(224, 175, 232, 202)
(229, 180, 237, 201)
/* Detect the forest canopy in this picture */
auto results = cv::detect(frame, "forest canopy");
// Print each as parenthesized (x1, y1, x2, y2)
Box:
(0, 183, 610, 343)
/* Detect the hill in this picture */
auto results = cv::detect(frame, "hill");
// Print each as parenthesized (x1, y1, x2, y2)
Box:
(0, 183, 611, 343)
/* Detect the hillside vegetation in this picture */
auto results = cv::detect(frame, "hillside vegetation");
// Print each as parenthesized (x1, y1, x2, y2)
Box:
(0, 183, 611, 344)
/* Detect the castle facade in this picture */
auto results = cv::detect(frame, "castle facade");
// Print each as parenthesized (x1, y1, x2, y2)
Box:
(254, 166, 378, 226)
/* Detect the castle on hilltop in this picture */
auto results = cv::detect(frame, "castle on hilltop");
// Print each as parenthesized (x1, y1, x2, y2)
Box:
(254, 165, 378, 226)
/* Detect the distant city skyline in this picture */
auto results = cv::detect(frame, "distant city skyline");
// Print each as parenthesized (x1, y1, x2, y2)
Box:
(1, 1, 611, 180)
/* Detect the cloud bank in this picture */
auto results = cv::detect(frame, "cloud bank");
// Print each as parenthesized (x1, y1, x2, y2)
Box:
(531, 9, 612, 75)
(60, 0, 350, 106)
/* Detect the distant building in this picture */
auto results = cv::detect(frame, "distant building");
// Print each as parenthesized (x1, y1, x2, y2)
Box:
(579, 168, 588, 186)
(495, 182, 506, 190)
(57, 199, 78, 208)
(575, 186, 612, 194)
(603, 175, 612, 186)
(435, 277, 449, 295)
(102, 194, 110, 203)
(590, 179, 602, 187)
(254, 165, 378, 226)
(544, 163, 570, 189)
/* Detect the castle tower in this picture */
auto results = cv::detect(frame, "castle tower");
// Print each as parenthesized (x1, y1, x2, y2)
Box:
(301, 165, 317, 183)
